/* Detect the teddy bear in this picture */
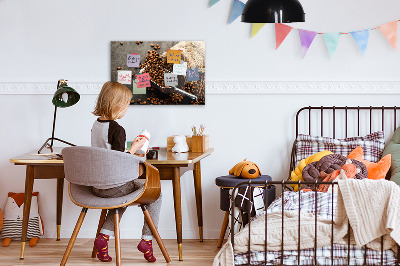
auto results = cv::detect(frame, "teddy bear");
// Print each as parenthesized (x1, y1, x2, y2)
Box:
(1, 192, 44, 247)
(172, 135, 189, 153)
(229, 159, 261, 179)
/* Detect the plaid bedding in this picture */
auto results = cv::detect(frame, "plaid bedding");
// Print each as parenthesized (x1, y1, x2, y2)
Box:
(294, 131, 385, 166)
(234, 191, 397, 265)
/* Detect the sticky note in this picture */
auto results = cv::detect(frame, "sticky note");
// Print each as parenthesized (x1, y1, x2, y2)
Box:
(173, 62, 187, 76)
(127, 53, 140, 68)
(132, 82, 146, 94)
(164, 73, 178, 87)
(137, 73, 151, 88)
(186, 67, 200, 82)
(167, 49, 182, 64)
(117, 70, 132, 84)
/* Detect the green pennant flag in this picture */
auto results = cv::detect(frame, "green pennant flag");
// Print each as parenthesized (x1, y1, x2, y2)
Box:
(209, 0, 220, 7)
(251, 23, 266, 38)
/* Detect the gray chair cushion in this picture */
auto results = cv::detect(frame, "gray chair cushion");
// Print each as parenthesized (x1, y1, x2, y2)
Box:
(62, 146, 145, 188)
(69, 180, 145, 208)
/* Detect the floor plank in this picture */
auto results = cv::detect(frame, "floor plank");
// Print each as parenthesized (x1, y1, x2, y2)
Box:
(0, 239, 221, 265)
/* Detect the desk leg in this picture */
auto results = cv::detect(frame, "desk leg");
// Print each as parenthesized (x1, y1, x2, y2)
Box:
(56, 178, 64, 241)
(193, 161, 203, 242)
(172, 167, 183, 261)
(20, 165, 34, 259)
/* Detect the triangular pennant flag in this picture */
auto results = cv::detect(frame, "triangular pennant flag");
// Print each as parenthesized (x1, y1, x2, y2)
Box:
(351, 29, 370, 55)
(275, 23, 293, 49)
(229, 0, 245, 24)
(378, 21, 398, 50)
(209, 0, 220, 7)
(298, 29, 317, 58)
(251, 23, 266, 38)
(323, 33, 341, 58)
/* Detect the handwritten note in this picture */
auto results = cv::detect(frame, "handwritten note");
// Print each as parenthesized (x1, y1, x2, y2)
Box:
(186, 67, 200, 82)
(132, 82, 146, 94)
(167, 49, 182, 64)
(117, 70, 132, 84)
(173, 62, 187, 75)
(164, 73, 178, 87)
(127, 53, 140, 68)
(137, 73, 151, 88)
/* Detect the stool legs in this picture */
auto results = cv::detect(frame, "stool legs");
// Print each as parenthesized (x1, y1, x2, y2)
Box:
(114, 209, 121, 266)
(60, 208, 88, 266)
(217, 211, 230, 248)
(91, 209, 107, 258)
(141, 205, 171, 263)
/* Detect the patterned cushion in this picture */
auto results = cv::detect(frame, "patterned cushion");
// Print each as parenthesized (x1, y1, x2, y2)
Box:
(295, 131, 385, 166)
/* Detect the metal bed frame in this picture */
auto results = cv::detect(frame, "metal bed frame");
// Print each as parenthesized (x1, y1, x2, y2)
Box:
(230, 106, 400, 266)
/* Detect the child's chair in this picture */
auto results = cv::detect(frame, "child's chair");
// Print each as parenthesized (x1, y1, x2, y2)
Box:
(60, 146, 171, 265)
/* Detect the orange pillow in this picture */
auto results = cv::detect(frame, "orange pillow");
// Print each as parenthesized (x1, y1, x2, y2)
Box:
(347, 146, 391, 180)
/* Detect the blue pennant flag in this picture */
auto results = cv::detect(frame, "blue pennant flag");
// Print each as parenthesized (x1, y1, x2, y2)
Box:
(209, 0, 220, 7)
(351, 29, 371, 55)
(229, 0, 245, 23)
(323, 33, 341, 58)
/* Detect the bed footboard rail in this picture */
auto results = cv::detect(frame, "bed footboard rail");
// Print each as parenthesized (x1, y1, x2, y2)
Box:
(230, 180, 400, 266)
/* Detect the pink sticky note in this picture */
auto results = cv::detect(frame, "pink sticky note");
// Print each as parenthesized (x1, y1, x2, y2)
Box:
(137, 73, 151, 88)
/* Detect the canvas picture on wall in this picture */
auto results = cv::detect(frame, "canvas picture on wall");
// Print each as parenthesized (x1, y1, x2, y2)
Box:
(111, 41, 205, 105)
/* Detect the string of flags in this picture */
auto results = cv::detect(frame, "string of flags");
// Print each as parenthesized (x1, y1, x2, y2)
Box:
(209, 0, 399, 58)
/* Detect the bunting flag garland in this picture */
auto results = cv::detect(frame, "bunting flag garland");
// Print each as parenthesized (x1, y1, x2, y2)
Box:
(323, 33, 341, 58)
(209, 0, 220, 7)
(229, 0, 245, 24)
(298, 30, 317, 58)
(378, 21, 398, 50)
(275, 23, 293, 49)
(351, 29, 370, 55)
(207, 6, 400, 57)
(251, 23, 266, 38)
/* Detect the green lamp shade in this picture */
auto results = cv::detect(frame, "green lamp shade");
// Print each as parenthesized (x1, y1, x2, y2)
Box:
(52, 84, 80, 108)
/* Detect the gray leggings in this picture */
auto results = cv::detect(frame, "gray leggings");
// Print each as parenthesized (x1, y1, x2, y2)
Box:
(92, 180, 162, 240)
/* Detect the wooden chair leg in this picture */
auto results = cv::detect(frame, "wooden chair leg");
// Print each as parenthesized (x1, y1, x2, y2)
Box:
(141, 205, 171, 263)
(60, 208, 88, 266)
(91, 209, 108, 258)
(114, 210, 121, 266)
(217, 211, 230, 248)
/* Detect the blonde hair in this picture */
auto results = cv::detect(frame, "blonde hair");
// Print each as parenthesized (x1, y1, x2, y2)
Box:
(93, 82, 133, 120)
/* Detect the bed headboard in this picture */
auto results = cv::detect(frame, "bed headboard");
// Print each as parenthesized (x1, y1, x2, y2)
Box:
(290, 106, 400, 179)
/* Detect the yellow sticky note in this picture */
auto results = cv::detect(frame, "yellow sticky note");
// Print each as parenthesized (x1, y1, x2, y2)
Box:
(167, 49, 182, 64)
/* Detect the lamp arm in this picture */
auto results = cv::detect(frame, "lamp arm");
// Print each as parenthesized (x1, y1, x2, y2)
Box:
(50, 105, 57, 148)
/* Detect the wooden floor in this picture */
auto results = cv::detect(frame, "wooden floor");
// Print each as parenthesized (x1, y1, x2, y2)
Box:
(0, 239, 221, 265)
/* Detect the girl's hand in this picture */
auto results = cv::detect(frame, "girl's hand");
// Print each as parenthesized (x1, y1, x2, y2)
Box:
(129, 137, 147, 155)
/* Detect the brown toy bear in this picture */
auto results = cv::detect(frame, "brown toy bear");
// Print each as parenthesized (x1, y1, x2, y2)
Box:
(229, 159, 261, 179)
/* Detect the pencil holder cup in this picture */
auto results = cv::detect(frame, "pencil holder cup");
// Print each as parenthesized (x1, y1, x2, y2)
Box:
(191, 135, 209, 152)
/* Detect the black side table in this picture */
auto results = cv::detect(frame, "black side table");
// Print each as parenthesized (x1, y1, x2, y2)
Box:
(215, 175, 275, 248)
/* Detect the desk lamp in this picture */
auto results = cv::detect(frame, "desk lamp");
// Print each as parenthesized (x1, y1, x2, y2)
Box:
(241, 0, 305, 23)
(38, 79, 80, 154)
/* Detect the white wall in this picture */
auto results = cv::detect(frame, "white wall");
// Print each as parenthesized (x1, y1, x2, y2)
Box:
(1, 0, 400, 239)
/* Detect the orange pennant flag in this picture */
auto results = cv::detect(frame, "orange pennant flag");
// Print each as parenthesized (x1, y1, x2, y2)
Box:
(378, 21, 398, 50)
(275, 23, 293, 49)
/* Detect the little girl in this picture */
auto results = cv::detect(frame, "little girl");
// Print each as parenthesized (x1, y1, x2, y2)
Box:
(91, 81, 162, 263)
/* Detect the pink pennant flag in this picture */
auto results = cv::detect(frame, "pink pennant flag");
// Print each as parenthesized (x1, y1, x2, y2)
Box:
(378, 21, 398, 50)
(275, 23, 293, 49)
(298, 29, 318, 58)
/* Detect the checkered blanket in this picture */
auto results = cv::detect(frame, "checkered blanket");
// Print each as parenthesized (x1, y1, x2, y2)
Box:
(234, 191, 397, 265)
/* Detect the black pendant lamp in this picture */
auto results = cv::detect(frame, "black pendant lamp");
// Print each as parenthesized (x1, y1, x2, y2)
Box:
(242, 0, 305, 23)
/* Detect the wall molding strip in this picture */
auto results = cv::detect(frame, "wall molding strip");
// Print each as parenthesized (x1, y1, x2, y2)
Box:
(0, 81, 399, 95)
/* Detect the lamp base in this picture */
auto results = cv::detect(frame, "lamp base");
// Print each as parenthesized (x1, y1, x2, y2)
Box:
(38, 137, 76, 154)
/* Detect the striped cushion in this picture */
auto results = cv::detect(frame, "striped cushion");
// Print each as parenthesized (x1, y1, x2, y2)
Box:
(295, 131, 385, 167)
(1, 217, 40, 240)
